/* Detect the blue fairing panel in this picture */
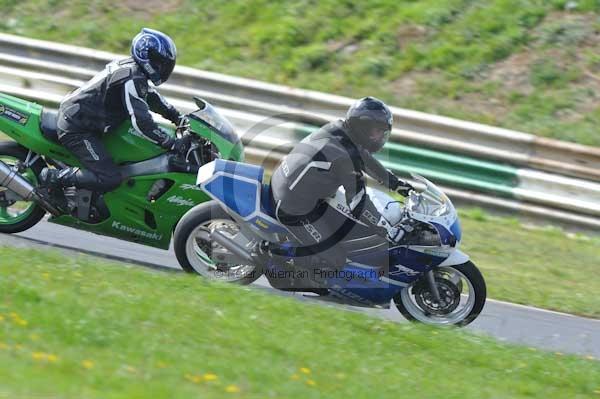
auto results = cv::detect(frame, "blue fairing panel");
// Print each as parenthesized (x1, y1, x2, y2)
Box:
(450, 219, 462, 242)
(202, 160, 290, 235)
(204, 175, 258, 218)
(431, 222, 457, 247)
(326, 263, 402, 305)
(260, 184, 275, 216)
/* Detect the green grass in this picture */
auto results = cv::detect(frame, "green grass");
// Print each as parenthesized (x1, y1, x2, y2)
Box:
(2, 0, 600, 145)
(1, 247, 599, 399)
(459, 208, 600, 318)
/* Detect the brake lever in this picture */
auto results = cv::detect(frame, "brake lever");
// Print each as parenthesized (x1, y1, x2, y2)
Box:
(185, 142, 199, 163)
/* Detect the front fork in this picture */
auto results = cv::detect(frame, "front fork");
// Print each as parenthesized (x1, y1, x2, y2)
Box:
(425, 269, 442, 303)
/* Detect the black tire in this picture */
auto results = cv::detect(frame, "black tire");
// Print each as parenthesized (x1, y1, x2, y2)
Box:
(394, 261, 486, 327)
(0, 142, 47, 234)
(173, 201, 263, 285)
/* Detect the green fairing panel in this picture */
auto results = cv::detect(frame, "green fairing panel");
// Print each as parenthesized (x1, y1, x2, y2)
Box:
(188, 100, 244, 161)
(0, 93, 76, 162)
(0, 93, 245, 249)
(0, 92, 243, 164)
(102, 122, 167, 163)
(50, 172, 211, 249)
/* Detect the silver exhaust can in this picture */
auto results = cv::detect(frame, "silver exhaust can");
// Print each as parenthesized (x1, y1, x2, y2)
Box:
(0, 159, 61, 216)
(0, 159, 35, 200)
(210, 229, 255, 264)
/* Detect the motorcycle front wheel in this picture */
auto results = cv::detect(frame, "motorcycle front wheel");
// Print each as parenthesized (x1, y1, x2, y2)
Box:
(173, 201, 263, 285)
(393, 261, 486, 327)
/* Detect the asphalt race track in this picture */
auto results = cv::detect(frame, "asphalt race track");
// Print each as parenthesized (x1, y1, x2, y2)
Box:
(1, 219, 598, 358)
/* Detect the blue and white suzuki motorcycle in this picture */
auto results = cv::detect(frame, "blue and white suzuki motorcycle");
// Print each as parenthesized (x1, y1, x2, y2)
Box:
(174, 159, 486, 326)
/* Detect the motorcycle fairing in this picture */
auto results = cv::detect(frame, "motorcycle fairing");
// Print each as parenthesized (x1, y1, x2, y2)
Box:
(189, 98, 240, 147)
(325, 261, 403, 307)
(430, 222, 457, 247)
(322, 244, 449, 306)
(198, 160, 464, 306)
(319, 186, 457, 305)
(449, 219, 462, 242)
(0, 93, 245, 249)
(197, 159, 288, 235)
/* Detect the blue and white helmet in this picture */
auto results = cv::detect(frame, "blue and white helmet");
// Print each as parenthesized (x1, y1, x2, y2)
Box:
(131, 28, 177, 86)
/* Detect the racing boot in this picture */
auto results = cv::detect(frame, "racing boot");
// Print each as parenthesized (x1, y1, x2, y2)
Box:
(39, 167, 75, 189)
(38, 168, 78, 213)
(39, 167, 98, 214)
(39, 167, 99, 190)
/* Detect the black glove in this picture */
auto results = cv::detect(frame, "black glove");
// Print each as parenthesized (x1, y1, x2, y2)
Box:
(396, 181, 414, 197)
(158, 128, 176, 150)
(172, 135, 193, 155)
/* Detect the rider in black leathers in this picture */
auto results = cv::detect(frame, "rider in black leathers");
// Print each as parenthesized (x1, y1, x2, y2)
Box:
(270, 97, 414, 272)
(40, 28, 189, 192)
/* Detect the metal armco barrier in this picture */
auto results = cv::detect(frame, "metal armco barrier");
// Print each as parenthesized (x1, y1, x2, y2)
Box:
(2, 33, 599, 181)
(0, 33, 600, 229)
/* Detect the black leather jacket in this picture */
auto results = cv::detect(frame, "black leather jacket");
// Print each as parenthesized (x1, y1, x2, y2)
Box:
(58, 58, 180, 148)
(271, 120, 403, 232)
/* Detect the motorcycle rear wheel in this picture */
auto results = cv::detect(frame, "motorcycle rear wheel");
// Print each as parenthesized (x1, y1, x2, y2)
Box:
(173, 201, 263, 285)
(0, 142, 46, 234)
(394, 261, 486, 327)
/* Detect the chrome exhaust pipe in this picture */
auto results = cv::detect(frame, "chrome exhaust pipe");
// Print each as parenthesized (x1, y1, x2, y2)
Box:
(0, 159, 61, 216)
(210, 229, 255, 264)
(0, 159, 36, 200)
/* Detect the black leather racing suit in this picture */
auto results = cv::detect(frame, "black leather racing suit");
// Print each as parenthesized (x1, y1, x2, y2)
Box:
(270, 120, 404, 270)
(56, 58, 181, 192)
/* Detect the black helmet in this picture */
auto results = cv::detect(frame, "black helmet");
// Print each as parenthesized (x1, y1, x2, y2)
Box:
(343, 96, 393, 153)
(131, 28, 177, 86)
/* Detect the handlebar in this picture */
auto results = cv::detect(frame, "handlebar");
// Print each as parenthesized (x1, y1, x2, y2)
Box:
(175, 115, 191, 138)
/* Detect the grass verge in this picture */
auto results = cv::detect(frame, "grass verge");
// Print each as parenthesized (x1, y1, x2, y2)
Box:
(3, 1, 600, 145)
(459, 209, 600, 318)
(0, 246, 599, 399)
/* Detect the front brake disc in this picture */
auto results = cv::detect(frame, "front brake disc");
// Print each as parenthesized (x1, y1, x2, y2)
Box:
(414, 278, 461, 316)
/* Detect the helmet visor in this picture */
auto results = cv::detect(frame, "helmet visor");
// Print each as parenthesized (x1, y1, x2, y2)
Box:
(158, 58, 175, 82)
(366, 125, 391, 152)
(148, 48, 176, 84)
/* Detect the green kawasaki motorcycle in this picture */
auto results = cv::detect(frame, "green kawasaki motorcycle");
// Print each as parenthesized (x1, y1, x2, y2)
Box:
(0, 92, 244, 250)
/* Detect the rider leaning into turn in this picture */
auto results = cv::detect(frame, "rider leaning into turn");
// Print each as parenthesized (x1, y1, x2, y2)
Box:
(40, 28, 189, 192)
(270, 96, 414, 272)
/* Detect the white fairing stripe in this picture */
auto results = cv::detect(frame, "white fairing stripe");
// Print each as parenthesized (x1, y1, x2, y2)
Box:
(289, 161, 332, 190)
(196, 161, 216, 185)
(379, 276, 409, 287)
(438, 250, 470, 266)
(124, 80, 158, 144)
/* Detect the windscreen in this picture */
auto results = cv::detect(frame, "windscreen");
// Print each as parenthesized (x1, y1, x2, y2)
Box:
(190, 98, 237, 142)
(406, 174, 454, 217)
